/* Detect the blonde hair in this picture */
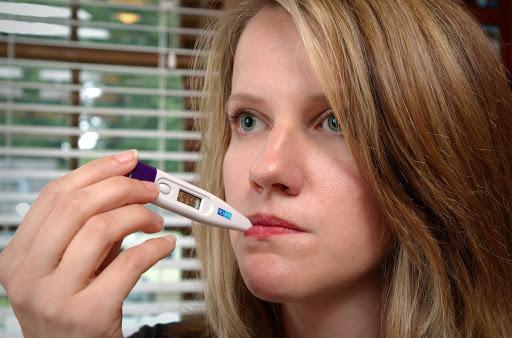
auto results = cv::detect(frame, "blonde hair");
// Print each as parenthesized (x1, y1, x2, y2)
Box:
(191, 1, 512, 337)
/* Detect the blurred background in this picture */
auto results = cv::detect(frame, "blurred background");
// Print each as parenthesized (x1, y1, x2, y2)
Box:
(0, 0, 510, 336)
(0, 0, 220, 336)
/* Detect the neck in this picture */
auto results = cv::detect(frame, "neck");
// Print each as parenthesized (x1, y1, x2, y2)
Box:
(281, 271, 383, 338)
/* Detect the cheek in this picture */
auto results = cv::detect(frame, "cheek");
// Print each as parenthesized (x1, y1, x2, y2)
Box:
(315, 164, 388, 263)
(223, 143, 251, 206)
(321, 191, 387, 270)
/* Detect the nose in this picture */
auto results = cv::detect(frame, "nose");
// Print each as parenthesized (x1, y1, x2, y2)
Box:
(249, 127, 305, 196)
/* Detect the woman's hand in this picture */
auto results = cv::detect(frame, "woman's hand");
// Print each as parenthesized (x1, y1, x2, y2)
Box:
(0, 150, 175, 338)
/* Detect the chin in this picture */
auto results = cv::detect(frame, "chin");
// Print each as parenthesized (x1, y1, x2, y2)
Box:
(237, 253, 307, 303)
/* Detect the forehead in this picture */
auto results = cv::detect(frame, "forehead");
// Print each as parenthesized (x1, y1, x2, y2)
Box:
(231, 7, 324, 98)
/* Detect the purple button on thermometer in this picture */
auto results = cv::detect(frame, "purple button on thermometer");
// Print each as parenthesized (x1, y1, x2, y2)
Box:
(128, 161, 251, 231)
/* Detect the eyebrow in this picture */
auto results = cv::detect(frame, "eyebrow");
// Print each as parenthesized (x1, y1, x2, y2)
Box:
(225, 92, 330, 108)
(225, 93, 265, 107)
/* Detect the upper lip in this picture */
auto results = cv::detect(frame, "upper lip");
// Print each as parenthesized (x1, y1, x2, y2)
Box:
(248, 213, 305, 232)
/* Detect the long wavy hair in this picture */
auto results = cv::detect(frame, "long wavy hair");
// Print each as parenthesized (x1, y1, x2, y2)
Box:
(191, 0, 512, 337)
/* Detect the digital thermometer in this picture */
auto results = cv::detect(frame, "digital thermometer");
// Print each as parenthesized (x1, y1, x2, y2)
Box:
(128, 161, 251, 231)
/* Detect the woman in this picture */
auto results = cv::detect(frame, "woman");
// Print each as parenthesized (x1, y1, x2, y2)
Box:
(1, 0, 511, 337)
(192, 0, 512, 337)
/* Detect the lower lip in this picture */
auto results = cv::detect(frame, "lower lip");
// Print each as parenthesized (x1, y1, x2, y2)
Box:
(244, 225, 303, 239)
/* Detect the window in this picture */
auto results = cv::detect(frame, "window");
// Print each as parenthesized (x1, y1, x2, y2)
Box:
(0, 0, 220, 336)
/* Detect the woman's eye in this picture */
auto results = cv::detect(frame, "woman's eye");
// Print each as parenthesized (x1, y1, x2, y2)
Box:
(240, 113, 256, 131)
(236, 112, 264, 133)
(321, 113, 342, 134)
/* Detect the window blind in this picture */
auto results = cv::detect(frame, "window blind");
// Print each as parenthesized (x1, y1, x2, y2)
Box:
(0, 0, 218, 336)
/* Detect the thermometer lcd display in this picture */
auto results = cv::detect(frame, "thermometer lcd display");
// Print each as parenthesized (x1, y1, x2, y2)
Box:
(177, 189, 201, 209)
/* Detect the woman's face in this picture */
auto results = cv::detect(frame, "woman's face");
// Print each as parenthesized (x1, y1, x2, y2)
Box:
(224, 7, 388, 303)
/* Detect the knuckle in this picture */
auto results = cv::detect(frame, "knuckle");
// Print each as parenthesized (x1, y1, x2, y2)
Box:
(129, 203, 147, 213)
(83, 215, 111, 240)
(109, 175, 129, 187)
(39, 179, 64, 202)
(0, 255, 12, 287)
(6, 279, 30, 310)
(107, 176, 134, 196)
(88, 158, 103, 170)
(58, 193, 85, 214)
(86, 158, 108, 176)
(128, 204, 149, 219)
(39, 299, 62, 322)
(120, 248, 147, 272)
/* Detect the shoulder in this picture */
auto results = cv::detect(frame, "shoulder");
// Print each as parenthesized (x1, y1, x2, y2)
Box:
(126, 315, 211, 338)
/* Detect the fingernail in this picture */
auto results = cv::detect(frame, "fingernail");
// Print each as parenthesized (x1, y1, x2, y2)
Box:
(143, 181, 158, 192)
(163, 235, 176, 244)
(114, 149, 137, 163)
(156, 213, 165, 225)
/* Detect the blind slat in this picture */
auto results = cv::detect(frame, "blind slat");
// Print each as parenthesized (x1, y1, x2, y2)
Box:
(0, 147, 201, 161)
(1, 126, 201, 141)
(0, 36, 205, 56)
(0, 15, 212, 36)
(122, 301, 205, 316)
(0, 58, 205, 76)
(0, 103, 202, 119)
(0, 301, 205, 318)
(132, 280, 203, 294)
(0, 80, 203, 97)
(0, 279, 203, 298)
(0, 0, 220, 16)
(0, 277, 203, 298)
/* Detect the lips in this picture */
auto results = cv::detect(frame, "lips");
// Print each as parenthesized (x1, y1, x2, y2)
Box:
(244, 213, 305, 239)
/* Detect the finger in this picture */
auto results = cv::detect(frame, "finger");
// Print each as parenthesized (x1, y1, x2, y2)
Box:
(95, 240, 122, 275)
(1, 150, 139, 274)
(22, 175, 159, 278)
(55, 204, 164, 294)
(81, 235, 176, 309)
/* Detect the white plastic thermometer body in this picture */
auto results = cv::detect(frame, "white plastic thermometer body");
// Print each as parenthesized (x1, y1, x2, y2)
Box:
(128, 161, 251, 231)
